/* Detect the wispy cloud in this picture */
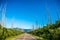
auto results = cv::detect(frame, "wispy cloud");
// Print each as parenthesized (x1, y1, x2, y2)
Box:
(5, 18, 33, 29)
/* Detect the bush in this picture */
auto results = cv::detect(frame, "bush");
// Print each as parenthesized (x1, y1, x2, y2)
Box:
(0, 24, 23, 40)
(29, 20, 60, 40)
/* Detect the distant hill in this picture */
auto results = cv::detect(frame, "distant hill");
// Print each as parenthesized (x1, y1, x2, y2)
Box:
(12, 28, 31, 32)
(23, 29, 31, 32)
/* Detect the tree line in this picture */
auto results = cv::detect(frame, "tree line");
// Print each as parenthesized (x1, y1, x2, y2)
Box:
(28, 20, 60, 40)
(0, 24, 24, 40)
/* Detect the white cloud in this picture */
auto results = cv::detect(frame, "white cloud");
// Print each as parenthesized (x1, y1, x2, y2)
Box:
(5, 18, 33, 29)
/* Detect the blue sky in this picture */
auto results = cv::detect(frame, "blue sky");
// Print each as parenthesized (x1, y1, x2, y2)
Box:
(0, 0, 60, 29)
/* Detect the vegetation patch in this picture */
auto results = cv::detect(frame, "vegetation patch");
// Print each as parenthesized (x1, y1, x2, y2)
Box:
(28, 20, 60, 40)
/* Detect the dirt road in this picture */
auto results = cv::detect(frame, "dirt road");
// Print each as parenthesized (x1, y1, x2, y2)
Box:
(14, 33, 37, 40)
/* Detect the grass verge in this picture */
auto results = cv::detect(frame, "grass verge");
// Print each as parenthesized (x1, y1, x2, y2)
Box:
(5, 34, 22, 40)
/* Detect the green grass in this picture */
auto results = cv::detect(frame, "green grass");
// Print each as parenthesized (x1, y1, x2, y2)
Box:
(30, 34, 44, 40)
(5, 35, 22, 40)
